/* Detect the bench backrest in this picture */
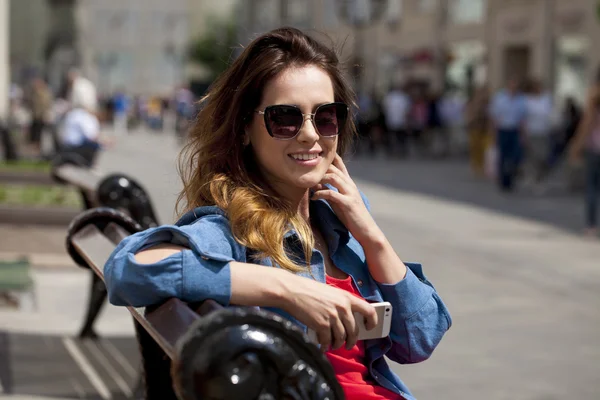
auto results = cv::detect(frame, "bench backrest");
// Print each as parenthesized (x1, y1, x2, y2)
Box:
(71, 223, 194, 399)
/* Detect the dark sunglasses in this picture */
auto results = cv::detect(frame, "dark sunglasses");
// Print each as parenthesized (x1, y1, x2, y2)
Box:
(254, 102, 349, 140)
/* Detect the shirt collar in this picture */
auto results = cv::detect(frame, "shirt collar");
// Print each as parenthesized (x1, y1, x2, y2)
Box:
(284, 198, 349, 256)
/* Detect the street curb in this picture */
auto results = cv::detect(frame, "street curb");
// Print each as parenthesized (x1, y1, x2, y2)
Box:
(0, 205, 79, 227)
(0, 252, 76, 269)
(0, 169, 55, 185)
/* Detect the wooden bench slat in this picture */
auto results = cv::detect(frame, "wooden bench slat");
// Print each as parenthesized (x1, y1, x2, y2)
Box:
(71, 225, 115, 281)
(71, 224, 200, 360)
(103, 223, 132, 244)
(54, 165, 102, 192)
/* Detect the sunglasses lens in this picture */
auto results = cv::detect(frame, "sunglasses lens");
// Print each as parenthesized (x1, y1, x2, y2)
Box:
(265, 106, 303, 139)
(315, 103, 348, 137)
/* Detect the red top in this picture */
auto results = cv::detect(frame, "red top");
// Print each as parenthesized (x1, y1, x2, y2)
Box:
(325, 274, 404, 400)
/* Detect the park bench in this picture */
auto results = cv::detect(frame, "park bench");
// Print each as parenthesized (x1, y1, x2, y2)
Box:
(49, 154, 161, 339)
(65, 207, 345, 400)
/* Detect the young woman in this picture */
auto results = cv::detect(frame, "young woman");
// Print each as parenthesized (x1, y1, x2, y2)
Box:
(104, 28, 451, 399)
(570, 69, 600, 238)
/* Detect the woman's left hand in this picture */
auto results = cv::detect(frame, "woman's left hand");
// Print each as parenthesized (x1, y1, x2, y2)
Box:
(311, 154, 380, 244)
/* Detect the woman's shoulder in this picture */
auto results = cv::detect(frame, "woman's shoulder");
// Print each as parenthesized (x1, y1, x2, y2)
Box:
(176, 205, 228, 227)
(170, 205, 246, 261)
(175, 205, 237, 240)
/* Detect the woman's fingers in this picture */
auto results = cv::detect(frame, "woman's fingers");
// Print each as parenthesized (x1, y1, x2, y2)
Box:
(317, 173, 349, 195)
(339, 306, 359, 350)
(351, 297, 378, 331)
(330, 315, 347, 350)
(311, 187, 344, 204)
(328, 162, 351, 184)
(316, 327, 332, 352)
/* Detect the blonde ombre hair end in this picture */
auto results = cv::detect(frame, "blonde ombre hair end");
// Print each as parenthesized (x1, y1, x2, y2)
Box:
(176, 27, 357, 273)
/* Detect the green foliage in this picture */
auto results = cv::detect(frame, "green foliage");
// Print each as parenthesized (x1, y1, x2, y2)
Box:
(0, 184, 82, 208)
(188, 17, 238, 80)
(0, 161, 51, 172)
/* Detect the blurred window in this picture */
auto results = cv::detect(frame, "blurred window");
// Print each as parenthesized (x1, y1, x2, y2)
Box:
(410, 0, 435, 13)
(255, 0, 279, 31)
(386, 0, 403, 26)
(448, 0, 486, 24)
(284, 0, 309, 27)
(323, 0, 340, 28)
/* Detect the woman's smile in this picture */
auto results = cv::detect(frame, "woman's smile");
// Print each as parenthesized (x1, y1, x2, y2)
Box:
(288, 151, 324, 166)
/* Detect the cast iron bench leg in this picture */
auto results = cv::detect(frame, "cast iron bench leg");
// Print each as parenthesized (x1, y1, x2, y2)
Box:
(78, 273, 107, 339)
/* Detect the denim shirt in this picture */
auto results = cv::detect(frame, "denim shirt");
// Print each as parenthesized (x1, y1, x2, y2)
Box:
(104, 195, 452, 399)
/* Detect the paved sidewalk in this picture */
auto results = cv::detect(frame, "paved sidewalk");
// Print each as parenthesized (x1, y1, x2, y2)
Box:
(1, 132, 599, 399)
(0, 225, 75, 269)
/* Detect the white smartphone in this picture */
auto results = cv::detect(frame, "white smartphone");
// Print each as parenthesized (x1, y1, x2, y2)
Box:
(307, 302, 393, 344)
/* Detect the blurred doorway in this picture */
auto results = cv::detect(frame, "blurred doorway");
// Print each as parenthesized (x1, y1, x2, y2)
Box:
(503, 45, 530, 84)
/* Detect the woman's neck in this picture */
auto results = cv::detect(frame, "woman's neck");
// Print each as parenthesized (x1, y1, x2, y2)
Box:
(290, 191, 311, 224)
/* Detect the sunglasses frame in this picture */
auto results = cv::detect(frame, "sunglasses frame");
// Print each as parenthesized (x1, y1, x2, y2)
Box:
(254, 102, 349, 140)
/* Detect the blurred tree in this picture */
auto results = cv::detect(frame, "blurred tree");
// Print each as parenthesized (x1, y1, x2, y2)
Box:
(188, 18, 237, 81)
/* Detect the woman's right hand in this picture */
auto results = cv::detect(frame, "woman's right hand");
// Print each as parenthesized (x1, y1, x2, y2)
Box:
(277, 272, 378, 352)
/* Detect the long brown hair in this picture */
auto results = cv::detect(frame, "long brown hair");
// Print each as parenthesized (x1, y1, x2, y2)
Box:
(177, 27, 357, 272)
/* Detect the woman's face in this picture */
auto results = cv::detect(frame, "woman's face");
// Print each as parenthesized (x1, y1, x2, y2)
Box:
(247, 65, 338, 199)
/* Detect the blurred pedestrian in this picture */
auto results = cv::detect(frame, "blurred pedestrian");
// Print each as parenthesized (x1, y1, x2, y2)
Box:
(407, 86, 430, 158)
(112, 88, 129, 135)
(59, 83, 110, 167)
(548, 96, 582, 169)
(439, 88, 466, 158)
(465, 85, 491, 176)
(147, 97, 163, 131)
(426, 91, 444, 158)
(67, 68, 98, 114)
(522, 78, 554, 192)
(174, 84, 194, 140)
(489, 78, 527, 192)
(356, 90, 379, 155)
(26, 77, 53, 156)
(569, 68, 600, 237)
(382, 83, 410, 158)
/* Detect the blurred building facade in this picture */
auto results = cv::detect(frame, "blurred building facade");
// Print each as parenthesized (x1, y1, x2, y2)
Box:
(237, 0, 487, 95)
(9, 0, 78, 95)
(186, 0, 240, 82)
(488, 0, 600, 104)
(76, 0, 188, 97)
(239, 0, 600, 105)
(8, 0, 189, 97)
(0, 0, 7, 119)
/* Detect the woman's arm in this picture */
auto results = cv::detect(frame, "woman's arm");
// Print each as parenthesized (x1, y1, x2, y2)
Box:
(356, 207, 452, 364)
(104, 215, 246, 307)
(132, 243, 286, 308)
(311, 156, 451, 362)
(105, 215, 378, 352)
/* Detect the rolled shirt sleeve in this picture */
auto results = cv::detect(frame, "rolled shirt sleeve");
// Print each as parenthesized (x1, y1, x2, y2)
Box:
(104, 214, 245, 308)
(377, 262, 452, 364)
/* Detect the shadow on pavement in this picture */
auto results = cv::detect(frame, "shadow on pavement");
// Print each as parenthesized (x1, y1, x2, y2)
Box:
(0, 331, 139, 399)
(347, 155, 585, 234)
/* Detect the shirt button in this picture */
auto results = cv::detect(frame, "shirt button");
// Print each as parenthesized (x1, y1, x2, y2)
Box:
(356, 279, 364, 287)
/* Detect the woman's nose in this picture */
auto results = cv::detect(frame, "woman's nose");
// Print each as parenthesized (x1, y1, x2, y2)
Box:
(296, 115, 320, 143)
